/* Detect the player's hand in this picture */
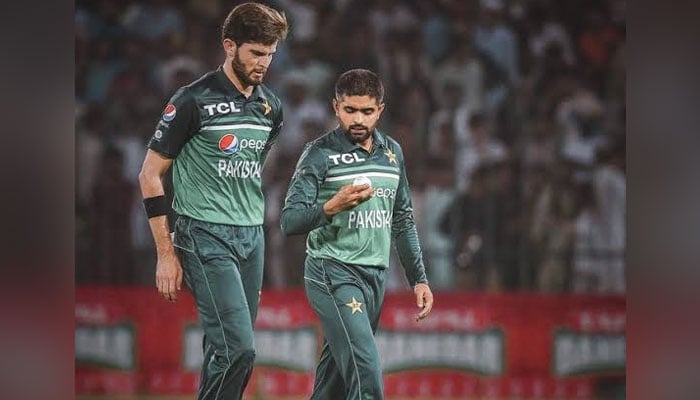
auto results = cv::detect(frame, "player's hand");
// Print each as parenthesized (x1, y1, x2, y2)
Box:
(414, 283, 434, 322)
(323, 183, 373, 217)
(155, 251, 183, 302)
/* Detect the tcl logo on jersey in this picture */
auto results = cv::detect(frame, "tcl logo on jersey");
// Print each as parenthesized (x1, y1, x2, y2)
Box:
(328, 153, 366, 165)
(218, 134, 267, 155)
(204, 102, 241, 116)
(162, 104, 176, 121)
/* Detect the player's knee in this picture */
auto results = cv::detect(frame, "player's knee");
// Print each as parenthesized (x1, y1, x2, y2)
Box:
(210, 352, 232, 372)
(362, 379, 384, 400)
(241, 348, 256, 361)
(237, 348, 256, 368)
(211, 346, 256, 370)
(359, 367, 384, 399)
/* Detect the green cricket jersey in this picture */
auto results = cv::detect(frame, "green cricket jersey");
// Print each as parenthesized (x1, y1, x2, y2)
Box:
(148, 66, 283, 225)
(280, 128, 428, 286)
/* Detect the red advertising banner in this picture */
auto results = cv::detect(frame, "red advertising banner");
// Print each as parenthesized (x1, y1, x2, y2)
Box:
(75, 288, 625, 399)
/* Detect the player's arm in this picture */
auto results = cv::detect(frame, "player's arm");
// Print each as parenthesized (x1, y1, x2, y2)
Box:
(390, 143, 433, 320)
(391, 144, 428, 286)
(280, 144, 330, 235)
(280, 144, 371, 235)
(139, 150, 182, 302)
(139, 87, 198, 302)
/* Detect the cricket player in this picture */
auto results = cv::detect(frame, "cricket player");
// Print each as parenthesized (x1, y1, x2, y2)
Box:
(280, 69, 434, 399)
(137, 3, 288, 399)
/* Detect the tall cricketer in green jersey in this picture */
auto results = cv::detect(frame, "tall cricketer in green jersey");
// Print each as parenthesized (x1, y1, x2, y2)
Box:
(281, 69, 434, 400)
(138, 3, 289, 400)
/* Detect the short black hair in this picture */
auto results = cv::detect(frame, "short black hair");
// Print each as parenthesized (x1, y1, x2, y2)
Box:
(334, 69, 384, 103)
(221, 2, 289, 45)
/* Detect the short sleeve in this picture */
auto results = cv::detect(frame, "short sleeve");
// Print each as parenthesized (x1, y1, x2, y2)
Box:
(147, 87, 199, 158)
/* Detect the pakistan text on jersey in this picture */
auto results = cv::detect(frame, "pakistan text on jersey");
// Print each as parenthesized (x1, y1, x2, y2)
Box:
(217, 160, 261, 178)
(348, 209, 392, 229)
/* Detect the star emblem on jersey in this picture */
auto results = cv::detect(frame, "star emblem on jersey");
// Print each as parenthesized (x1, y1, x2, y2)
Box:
(345, 297, 363, 314)
(261, 99, 271, 116)
(384, 149, 397, 164)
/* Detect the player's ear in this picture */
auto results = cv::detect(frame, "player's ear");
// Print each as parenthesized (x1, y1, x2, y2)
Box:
(332, 98, 339, 116)
(223, 39, 237, 58)
(377, 102, 385, 116)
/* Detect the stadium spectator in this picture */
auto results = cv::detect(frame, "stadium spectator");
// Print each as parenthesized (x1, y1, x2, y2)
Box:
(89, 145, 135, 283)
(75, 0, 625, 293)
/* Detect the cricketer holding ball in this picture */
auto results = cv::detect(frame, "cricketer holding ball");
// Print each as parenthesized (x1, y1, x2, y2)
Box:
(280, 69, 434, 400)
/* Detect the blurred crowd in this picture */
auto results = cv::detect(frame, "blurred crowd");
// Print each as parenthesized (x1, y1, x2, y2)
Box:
(75, 0, 626, 294)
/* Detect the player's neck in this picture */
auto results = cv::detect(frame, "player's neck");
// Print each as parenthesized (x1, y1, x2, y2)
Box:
(222, 63, 254, 98)
(358, 136, 373, 152)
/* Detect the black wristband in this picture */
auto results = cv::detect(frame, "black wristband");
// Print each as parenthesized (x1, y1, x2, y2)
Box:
(143, 195, 170, 219)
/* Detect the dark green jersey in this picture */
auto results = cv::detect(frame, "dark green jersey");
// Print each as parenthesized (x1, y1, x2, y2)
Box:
(148, 66, 283, 225)
(281, 128, 428, 286)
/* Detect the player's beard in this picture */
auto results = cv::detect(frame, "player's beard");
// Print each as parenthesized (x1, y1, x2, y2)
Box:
(231, 49, 265, 87)
(343, 124, 373, 144)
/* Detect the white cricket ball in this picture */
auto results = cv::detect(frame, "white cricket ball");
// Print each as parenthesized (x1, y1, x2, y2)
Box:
(352, 176, 372, 187)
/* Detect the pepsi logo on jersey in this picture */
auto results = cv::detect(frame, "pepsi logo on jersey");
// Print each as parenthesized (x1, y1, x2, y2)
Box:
(218, 134, 240, 154)
(218, 134, 267, 155)
(162, 104, 176, 121)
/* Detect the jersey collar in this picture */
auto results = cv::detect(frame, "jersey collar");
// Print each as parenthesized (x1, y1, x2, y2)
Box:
(216, 66, 266, 102)
(333, 127, 389, 152)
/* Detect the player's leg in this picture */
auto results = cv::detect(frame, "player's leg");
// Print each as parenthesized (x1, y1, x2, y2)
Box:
(176, 219, 207, 396)
(308, 339, 346, 399)
(194, 333, 216, 399)
(174, 216, 256, 400)
(304, 257, 384, 400)
(176, 219, 214, 398)
(364, 267, 387, 334)
(304, 258, 346, 399)
(354, 265, 387, 398)
(236, 226, 265, 323)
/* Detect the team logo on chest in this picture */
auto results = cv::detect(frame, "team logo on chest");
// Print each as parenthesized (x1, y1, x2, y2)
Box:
(384, 149, 397, 164)
(218, 134, 240, 155)
(261, 99, 271, 116)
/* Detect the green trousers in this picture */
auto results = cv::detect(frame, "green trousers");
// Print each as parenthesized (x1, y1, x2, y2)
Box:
(304, 256, 388, 400)
(173, 215, 264, 400)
